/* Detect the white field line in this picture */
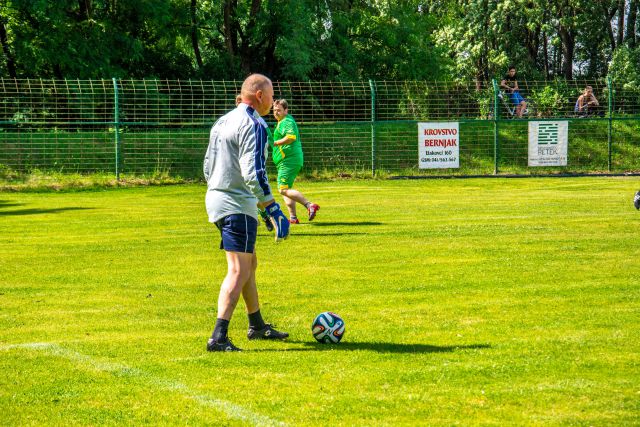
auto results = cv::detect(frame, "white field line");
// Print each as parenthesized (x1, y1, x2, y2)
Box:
(1, 342, 286, 427)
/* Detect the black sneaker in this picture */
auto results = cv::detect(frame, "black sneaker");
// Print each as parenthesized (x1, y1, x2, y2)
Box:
(247, 324, 289, 340)
(207, 338, 241, 352)
(634, 190, 640, 210)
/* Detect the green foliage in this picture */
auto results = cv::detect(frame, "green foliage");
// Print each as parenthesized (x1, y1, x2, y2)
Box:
(1, 0, 193, 78)
(529, 85, 565, 117)
(608, 46, 640, 115)
(609, 46, 640, 90)
(474, 87, 494, 119)
(349, 2, 444, 80)
(430, 0, 640, 81)
(0, 0, 444, 81)
(1, 2, 639, 91)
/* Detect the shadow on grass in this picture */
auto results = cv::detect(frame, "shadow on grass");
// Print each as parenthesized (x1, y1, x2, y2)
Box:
(289, 232, 366, 237)
(0, 200, 24, 209)
(253, 340, 491, 353)
(310, 221, 383, 227)
(0, 207, 94, 217)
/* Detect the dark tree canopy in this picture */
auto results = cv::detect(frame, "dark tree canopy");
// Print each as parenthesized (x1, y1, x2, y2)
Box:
(0, 0, 639, 81)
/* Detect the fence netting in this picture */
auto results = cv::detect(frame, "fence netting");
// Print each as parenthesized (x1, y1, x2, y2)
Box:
(0, 78, 638, 177)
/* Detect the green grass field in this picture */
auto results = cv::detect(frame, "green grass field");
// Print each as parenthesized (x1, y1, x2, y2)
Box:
(1, 178, 639, 425)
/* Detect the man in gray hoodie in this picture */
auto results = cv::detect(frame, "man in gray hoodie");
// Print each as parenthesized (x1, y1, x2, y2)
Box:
(203, 74, 290, 352)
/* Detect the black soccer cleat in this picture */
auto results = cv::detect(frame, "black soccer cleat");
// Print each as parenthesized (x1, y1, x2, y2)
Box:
(634, 190, 640, 210)
(247, 324, 289, 340)
(207, 338, 241, 352)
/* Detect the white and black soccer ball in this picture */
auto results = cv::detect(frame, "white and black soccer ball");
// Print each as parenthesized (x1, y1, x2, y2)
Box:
(311, 311, 345, 344)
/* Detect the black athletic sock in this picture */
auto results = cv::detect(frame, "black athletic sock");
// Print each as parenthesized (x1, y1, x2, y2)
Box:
(248, 309, 266, 330)
(211, 318, 230, 342)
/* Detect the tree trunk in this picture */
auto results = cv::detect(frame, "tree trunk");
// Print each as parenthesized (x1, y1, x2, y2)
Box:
(481, 37, 489, 84)
(603, 4, 618, 51)
(626, 0, 638, 47)
(559, 24, 574, 79)
(543, 31, 549, 79)
(223, 0, 238, 58)
(552, 39, 558, 77)
(78, 0, 92, 20)
(238, 0, 262, 74)
(474, 45, 484, 90)
(190, 0, 203, 69)
(616, 0, 625, 48)
(0, 17, 16, 78)
(263, 28, 277, 77)
(530, 25, 541, 67)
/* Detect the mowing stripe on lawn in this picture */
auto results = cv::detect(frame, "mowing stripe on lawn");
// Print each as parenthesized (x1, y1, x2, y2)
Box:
(0, 342, 286, 427)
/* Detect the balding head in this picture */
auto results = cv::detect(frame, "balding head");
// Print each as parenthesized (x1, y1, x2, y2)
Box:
(241, 74, 274, 116)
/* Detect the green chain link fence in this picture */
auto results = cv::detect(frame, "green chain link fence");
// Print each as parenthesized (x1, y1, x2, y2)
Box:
(0, 78, 638, 178)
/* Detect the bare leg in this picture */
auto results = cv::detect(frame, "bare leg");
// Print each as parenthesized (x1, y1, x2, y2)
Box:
(282, 194, 297, 218)
(241, 253, 260, 314)
(517, 101, 527, 117)
(279, 188, 309, 217)
(217, 251, 254, 320)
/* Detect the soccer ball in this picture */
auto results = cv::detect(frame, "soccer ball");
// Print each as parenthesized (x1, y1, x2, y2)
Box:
(311, 312, 345, 344)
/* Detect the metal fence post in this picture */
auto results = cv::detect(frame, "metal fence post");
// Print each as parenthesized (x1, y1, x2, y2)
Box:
(112, 77, 121, 180)
(492, 79, 500, 175)
(607, 76, 613, 172)
(369, 79, 376, 177)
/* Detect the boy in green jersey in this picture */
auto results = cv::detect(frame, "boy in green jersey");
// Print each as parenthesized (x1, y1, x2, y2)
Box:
(270, 99, 319, 224)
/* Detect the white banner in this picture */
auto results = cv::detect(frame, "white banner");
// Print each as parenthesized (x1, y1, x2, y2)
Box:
(418, 122, 460, 169)
(528, 121, 568, 166)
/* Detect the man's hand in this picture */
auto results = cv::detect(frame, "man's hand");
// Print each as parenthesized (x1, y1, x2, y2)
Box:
(266, 202, 290, 242)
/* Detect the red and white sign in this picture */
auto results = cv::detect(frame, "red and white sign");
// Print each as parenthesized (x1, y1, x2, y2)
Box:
(418, 122, 460, 169)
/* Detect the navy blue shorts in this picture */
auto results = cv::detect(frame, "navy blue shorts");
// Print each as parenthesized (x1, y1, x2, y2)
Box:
(215, 214, 258, 253)
(510, 91, 525, 105)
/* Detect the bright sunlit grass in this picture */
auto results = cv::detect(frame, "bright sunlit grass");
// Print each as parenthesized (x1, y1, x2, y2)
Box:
(1, 177, 639, 425)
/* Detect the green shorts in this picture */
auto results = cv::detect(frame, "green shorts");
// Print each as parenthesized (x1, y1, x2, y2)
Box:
(276, 162, 303, 190)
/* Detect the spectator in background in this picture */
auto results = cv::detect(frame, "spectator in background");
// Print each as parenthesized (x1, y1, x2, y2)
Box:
(575, 86, 600, 117)
(500, 65, 527, 118)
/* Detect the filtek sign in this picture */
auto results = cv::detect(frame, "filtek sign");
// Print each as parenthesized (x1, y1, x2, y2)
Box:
(418, 122, 460, 169)
(528, 121, 568, 166)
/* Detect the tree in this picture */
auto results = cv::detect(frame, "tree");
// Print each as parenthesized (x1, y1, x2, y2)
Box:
(0, 10, 17, 77)
(625, 0, 638, 47)
(0, 0, 194, 78)
(0, 0, 638, 81)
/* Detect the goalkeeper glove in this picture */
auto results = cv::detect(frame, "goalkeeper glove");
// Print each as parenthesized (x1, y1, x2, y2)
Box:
(258, 208, 274, 232)
(266, 202, 289, 242)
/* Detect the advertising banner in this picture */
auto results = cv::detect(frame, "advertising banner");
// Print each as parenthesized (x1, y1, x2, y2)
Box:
(418, 122, 460, 169)
(528, 121, 568, 166)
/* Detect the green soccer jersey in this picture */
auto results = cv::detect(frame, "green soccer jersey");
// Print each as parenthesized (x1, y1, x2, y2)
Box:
(271, 115, 303, 166)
